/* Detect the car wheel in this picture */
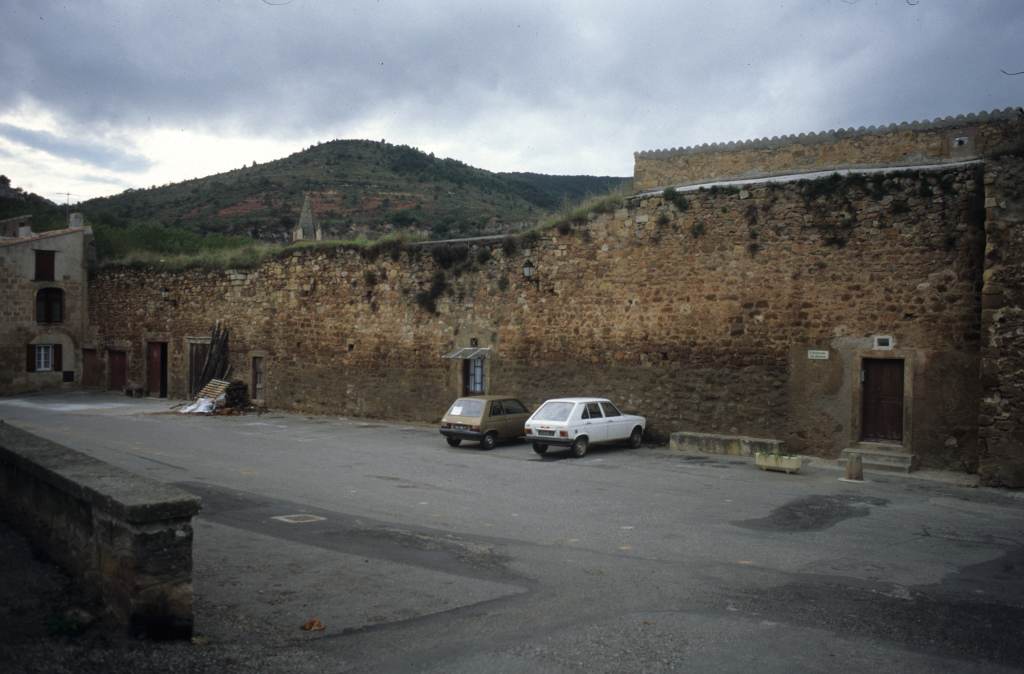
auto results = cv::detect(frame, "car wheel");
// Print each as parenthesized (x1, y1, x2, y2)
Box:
(481, 432, 497, 451)
(628, 426, 643, 449)
(446, 437, 462, 447)
(532, 442, 548, 455)
(571, 436, 588, 458)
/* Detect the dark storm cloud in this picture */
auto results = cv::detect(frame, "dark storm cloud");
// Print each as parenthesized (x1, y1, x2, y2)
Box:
(0, 122, 153, 171)
(0, 1, 577, 134)
(0, 0, 1021, 174)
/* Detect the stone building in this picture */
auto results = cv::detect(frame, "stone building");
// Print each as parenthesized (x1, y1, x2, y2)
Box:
(0, 216, 94, 395)
(12, 108, 1024, 486)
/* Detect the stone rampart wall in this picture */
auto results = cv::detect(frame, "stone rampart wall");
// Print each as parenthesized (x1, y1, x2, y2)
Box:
(634, 109, 1023, 191)
(0, 422, 200, 638)
(88, 165, 986, 472)
(978, 156, 1024, 486)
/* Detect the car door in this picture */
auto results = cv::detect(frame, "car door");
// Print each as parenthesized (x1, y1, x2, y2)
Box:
(487, 400, 506, 438)
(581, 402, 607, 442)
(502, 399, 529, 438)
(600, 401, 629, 441)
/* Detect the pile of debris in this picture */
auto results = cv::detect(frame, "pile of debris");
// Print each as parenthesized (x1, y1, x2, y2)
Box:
(179, 322, 255, 415)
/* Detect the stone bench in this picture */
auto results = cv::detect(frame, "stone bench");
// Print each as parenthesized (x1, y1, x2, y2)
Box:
(0, 421, 201, 638)
(669, 430, 785, 457)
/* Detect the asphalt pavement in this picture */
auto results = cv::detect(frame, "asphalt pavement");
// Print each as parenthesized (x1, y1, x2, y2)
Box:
(1, 390, 1022, 673)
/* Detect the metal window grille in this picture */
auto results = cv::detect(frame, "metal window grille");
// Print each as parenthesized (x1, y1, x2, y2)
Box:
(468, 357, 484, 394)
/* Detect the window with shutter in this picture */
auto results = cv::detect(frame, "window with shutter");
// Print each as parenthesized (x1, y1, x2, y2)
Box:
(34, 345, 53, 371)
(35, 250, 55, 281)
(36, 288, 64, 323)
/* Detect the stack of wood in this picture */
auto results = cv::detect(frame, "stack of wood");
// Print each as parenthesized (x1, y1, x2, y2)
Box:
(197, 321, 230, 393)
(224, 381, 249, 408)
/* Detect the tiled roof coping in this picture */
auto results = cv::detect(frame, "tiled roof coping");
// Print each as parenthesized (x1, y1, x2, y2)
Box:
(0, 226, 91, 247)
(634, 108, 1022, 159)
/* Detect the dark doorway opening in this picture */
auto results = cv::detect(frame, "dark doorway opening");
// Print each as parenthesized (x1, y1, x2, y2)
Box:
(861, 358, 904, 443)
(108, 350, 127, 392)
(147, 342, 168, 398)
(251, 356, 265, 402)
(82, 349, 100, 388)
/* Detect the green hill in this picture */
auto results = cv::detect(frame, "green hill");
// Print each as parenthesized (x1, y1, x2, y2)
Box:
(78, 140, 629, 244)
(0, 175, 65, 230)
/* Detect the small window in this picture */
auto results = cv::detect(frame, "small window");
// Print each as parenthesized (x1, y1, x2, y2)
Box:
(35, 345, 53, 371)
(28, 344, 61, 372)
(873, 335, 894, 350)
(36, 288, 64, 323)
(600, 402, 622, 417)
(503, 399, 527, 414)
(585, 402, 603, 418)
(35, 250, 55, 281)
(464, 357, 485, 395)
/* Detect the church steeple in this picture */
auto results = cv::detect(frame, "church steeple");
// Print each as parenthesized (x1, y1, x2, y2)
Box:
(292, 193, 323, 242)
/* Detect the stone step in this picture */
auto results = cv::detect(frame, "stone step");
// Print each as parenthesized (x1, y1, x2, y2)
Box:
(839, 446, 915, 473)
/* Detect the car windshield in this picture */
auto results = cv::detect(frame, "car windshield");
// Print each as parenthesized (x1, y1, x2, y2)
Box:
(532, 401, 575, 422)
(448, 399, 485, 417)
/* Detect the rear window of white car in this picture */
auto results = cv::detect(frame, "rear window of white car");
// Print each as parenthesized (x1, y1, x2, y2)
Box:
(533, 401, 576, 422)
(449, 399, 485, 417)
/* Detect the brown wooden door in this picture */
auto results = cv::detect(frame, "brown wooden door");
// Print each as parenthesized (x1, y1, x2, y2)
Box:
(147, 342, 167, 397)
(189, 342, 210, 396)
(861, 358, 904, 442)
(82, 349, 100, 387)
(108, 350, 127, 391)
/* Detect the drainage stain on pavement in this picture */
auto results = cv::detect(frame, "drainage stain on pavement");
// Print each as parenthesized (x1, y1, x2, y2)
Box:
(175, 481, 519, 584)
(729, 572, 1024, 669)
(733, 494, 889, 532)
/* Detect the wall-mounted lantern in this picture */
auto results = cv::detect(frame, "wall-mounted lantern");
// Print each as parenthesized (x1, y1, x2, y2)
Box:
(522, 260, 535, 280)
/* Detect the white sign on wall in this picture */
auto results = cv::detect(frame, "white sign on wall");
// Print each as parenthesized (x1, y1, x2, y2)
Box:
(807, 350, 830, 360)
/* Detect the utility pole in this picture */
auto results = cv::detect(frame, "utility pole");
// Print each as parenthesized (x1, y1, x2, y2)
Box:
(56, 192, 78, 226)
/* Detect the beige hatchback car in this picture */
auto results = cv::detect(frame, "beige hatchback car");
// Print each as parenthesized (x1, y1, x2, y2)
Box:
(439, 396, 531, 450)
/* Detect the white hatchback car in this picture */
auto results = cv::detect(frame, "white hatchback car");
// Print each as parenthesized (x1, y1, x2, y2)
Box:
(524, 397, 646, 458)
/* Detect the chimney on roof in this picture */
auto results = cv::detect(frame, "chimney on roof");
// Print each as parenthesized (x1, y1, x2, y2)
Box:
(69, 212, 84, 229)
(0, 215, 32, 237)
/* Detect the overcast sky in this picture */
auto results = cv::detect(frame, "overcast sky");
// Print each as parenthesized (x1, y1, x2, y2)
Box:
(1, 0, 1022, 203)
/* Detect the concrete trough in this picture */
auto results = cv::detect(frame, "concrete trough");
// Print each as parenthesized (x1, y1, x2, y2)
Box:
(669, 430, 785, 457)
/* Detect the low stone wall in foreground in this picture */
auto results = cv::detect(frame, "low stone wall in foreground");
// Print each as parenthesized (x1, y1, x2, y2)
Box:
(0, 422, 201, 638)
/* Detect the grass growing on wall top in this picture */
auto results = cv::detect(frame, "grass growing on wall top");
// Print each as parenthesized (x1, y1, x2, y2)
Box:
(543, 186, 630, 235)
(98, 231, 428, 271)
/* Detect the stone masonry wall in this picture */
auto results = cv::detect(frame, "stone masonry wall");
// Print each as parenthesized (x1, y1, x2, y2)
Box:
(88, 165, 986, 472)
(634, 109, 1023, 191)
(0, 229, 91, 395)
(978, 156, 1024, 486)
(0, 422, 201, 638)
